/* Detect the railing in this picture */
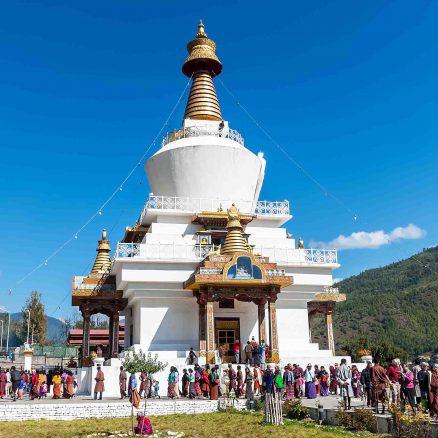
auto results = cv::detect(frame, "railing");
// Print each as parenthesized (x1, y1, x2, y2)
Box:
(161, 126, 244, 148)
(139, 195, 290, 224)
(323, 286, 339, 294)
(114, 242, 337, 265)
(199, 267, 222, 275)
(253, 247, 338, 265)
(115, 242, 140, 258)
(266, 269, 287, 276)
(115, 242, 218, 260)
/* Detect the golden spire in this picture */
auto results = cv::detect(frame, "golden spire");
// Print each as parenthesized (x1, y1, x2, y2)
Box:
(90, 229, 111, 274)
(182, 20, 223, 121)
(221, 205, 249, 255)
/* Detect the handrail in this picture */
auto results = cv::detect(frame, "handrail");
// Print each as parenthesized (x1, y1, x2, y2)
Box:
(114, 243, 337, 265)
(161, 126, 244, 147)
(138, 195, 290, 224)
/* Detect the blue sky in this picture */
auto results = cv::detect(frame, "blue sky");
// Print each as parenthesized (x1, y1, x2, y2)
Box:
(0, 0, 437, 318)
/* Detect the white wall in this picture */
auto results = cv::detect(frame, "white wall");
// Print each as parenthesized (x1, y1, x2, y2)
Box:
(146, 136, 265, 202)
(137, 297, 199, 352)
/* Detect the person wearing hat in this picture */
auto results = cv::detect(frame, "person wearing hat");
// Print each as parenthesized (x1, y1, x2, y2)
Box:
(304, 363, 317, 399)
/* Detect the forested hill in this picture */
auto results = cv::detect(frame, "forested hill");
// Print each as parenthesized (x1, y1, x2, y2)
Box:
(313, 246, 438, 360)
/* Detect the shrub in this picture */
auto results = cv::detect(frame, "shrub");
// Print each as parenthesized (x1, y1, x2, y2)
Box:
(390, 403, 430, 438)
(253, 398, 265, 412)
(282, 400, 309, 420)
(336, 404, 375, 431)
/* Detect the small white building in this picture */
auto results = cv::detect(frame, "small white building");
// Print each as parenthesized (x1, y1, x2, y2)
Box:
(73, 21, 348, 396)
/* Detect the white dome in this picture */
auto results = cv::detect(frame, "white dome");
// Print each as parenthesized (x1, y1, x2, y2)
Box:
(146, 120, 265, 203)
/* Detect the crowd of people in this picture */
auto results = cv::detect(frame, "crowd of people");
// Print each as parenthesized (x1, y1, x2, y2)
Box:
(0, 366, 78, 401)
(3, 346, 438, 420)
(151, 355, 438, 417)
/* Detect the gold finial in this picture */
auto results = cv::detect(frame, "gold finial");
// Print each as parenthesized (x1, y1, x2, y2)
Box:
(197, 19, 207, 38)
(182, 20, 223, 121)
(91, 229, 111, 274)
(221, 204, 249, 255)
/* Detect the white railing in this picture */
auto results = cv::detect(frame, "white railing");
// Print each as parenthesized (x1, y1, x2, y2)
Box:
(323, 286, 339, 294)
(114, 242, 337, 265)
(115, 242, 218, 261)
(115, 242, 140, 258)
(266, 269, 287, 276)
(253, 247, 338, 265)
(139, 195, 290, 224)
(161, 126, 244, 148)
(199, 267, 222, 275)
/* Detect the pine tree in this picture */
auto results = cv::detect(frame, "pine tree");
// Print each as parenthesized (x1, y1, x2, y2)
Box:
(19, 291, 47, 345)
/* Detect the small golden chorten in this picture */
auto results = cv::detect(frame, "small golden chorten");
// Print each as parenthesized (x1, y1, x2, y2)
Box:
(221, 205, 249, 255)
(182, 20, 223, 121)
(90, 229, 112, 274)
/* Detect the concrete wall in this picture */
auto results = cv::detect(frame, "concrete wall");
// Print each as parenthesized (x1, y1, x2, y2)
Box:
(0, 398, 248, 422)
(137, 297, 199, 351)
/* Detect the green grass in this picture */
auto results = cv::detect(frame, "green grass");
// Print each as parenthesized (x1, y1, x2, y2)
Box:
(0, 411, 378, 437)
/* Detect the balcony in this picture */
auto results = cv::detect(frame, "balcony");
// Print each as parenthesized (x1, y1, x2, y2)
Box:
(114, 242, 337, 266)
(161, 126, 244, 148)
(138, 195, 290, 225)
(115, 242, 218, 261)
(253, 247, 338, 265)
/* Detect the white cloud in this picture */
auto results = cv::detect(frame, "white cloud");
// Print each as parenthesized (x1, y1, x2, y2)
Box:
(310, 223, 426, 250)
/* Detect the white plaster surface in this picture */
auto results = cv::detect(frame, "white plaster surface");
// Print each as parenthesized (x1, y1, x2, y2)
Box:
(0, 398, 248, 422)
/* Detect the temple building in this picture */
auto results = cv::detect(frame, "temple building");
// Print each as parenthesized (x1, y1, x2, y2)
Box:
(72, 21, 347, 389)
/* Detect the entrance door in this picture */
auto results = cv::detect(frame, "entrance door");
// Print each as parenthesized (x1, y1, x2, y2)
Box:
(215, 318, 240, 363)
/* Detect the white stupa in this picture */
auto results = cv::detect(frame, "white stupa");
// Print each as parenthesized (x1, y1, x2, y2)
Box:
(74, 20, 348, 397)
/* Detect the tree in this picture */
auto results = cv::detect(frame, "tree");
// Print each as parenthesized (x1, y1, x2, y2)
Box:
(19, 291, 47, 345)
(122, 349, 167, 433)
(341, 335, 408, 364)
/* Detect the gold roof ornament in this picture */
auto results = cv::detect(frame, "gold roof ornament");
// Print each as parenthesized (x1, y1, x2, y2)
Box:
(182, 20, 223, 121)
(221, 205, 249, 255)
(90, 229, 112, 274)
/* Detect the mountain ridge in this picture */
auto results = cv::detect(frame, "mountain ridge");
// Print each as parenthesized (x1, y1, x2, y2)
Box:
(311, 246, 438, 359)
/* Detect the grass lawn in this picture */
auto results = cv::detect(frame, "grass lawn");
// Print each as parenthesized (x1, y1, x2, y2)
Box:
(0, 411, 377, 437)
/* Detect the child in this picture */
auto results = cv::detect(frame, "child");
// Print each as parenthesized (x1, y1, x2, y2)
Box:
(40, 381, 48, 398)
(153, 380, 160, 398)
(17, 379, 25, 400)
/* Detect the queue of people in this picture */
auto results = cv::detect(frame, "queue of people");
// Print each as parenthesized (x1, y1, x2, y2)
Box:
(0, 367, 78, 401)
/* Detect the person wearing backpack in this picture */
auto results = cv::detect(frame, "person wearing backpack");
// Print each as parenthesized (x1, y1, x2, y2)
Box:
(10, 366, 21, 401)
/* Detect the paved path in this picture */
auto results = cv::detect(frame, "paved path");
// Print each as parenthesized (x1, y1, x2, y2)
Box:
(0, 393, 364, 407)
(301, 395, 365, 409)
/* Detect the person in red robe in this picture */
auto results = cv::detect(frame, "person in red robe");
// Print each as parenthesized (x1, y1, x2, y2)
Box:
(64, 371, 75, 398)
(0, 369, 6, 398)
(201, 368, 210, 398)
(209, 365, 220, 400)
(371, 359, 390, 414)
(94, 367, 105, 400)
(429, 364, 438, 417)
(30, 370, 39, 400)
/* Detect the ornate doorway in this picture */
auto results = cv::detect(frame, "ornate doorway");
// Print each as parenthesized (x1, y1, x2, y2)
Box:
(215, 317, 240, 363)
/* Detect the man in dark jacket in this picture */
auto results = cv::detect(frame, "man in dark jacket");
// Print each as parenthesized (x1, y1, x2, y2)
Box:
(10, 366, 21, 401)
(360, 361, 373, 407)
